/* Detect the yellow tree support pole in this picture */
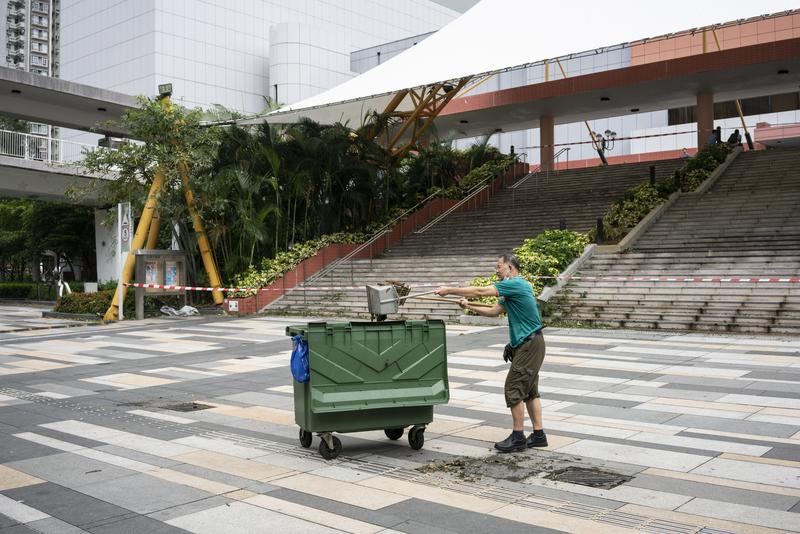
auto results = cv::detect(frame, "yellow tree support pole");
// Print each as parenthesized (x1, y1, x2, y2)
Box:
(554, 57, 601, 153)
(178, 161, 224, 304)
(102, 168, 165, 321)
(708, 31, 751, 147)
(734, 100, 750, 137)
(146, 212, 161, 249)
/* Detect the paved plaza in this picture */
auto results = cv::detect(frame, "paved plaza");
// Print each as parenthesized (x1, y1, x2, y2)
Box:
(0, 305, 86, 334)
(0, 310, 799, 533)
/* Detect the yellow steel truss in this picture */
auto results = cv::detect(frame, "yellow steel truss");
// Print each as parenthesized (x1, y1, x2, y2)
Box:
(372, 77, 471, 158)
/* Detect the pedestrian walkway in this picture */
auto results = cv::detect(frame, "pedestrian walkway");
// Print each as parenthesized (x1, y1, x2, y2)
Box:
(0, 316, 798, 533)
(0, 304, 86, 333)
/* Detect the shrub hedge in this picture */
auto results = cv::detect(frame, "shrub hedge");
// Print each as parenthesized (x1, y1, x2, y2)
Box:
(440, 155, 517, 199)
(54, 289, 131, 316)
(229, 232, 365, 298)
(468, 229, 589, 309)
(53, 288, 181, 317)
(0, 281, 85, 300)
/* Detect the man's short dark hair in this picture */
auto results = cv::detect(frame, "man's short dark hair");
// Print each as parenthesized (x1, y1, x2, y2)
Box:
(499, 254, 520, 271)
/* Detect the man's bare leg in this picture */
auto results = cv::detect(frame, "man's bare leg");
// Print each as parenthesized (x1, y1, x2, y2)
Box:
(511, 401, 525, 431)
(494, 401, 527, 452)
(525, 397, 543, 430)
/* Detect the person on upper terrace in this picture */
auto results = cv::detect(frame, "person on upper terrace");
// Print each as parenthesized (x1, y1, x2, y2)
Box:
(726, 128, 742, 147)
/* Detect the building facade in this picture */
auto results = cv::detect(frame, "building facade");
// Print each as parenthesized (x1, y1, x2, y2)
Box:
(50, 0, 462, 282)
(58, 0, 460, 115)
(3, 0, 60, 136)
(352, 11, 800, 166)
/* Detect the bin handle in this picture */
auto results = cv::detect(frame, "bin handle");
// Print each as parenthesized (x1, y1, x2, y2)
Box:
(325, 324, 352, 335)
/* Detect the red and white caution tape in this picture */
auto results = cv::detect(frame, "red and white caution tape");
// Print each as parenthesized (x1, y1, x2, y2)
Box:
(123, 281, 468, 292)
(125, 283, 235, 292)
(125, 276, 800, 294)
(543, 276, 800, 283)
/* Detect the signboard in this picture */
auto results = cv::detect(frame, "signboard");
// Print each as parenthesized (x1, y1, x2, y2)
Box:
(132, 250, 188, 320)
(119, 202, 131, 253)
(117, 202, 132, 320)
(165, 261, 178, 285)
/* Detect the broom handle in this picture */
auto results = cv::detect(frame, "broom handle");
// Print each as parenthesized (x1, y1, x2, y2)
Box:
(413, 295, 495, 308)
(378, 289, 437, 305)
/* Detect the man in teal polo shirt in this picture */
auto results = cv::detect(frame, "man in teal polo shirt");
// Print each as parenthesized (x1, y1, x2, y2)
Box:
(436, 254, 547, 453)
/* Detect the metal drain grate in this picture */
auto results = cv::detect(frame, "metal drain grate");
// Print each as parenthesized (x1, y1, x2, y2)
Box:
(546, 466, 631, 489)
(163, 402, 215, 412)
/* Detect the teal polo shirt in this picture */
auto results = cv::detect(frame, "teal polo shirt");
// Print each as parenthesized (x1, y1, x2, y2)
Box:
(494, 276, 542, 348)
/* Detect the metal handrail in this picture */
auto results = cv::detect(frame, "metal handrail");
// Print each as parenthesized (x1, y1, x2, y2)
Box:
(413, 180, 489, 235)
(510, 168, 540, 190)
(511, 148, 570, 204)
(300, 188, 442, 286)
(510, 147, 570, 190)
(0, 129, 101, 164)
(411, 158, 525, 236)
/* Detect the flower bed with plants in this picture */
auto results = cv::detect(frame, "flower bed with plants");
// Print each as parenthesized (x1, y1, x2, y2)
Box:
(467, 230, 590, 311)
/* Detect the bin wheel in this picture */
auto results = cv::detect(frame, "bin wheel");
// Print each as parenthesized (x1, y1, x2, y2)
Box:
(384, 428, 404, 440)
(319, 435, 342, 460)
(408, 426, 425, 450)
(299, 428, 313, 448)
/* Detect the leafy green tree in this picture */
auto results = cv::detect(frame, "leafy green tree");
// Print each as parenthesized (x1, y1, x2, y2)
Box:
(73, 94, 514, 288)
(75, 96, 226, 284)
(0, 198, 95, 281)
(0, 114, 28, 133)
(24, 201, 96, 280)
(402, 141, 464, 198)
(75, 95, 223, 227)
(0, 199, 31, 280)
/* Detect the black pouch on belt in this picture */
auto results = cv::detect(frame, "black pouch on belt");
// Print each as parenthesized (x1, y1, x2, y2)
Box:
(503, 343, 514, 363)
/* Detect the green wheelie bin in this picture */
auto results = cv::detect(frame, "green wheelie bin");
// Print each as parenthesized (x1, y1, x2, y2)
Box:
(286, 320, 449, 460)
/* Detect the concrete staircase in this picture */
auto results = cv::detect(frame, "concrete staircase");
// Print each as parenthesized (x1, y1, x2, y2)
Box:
(555, 149, 800, 334)
(267, 158, 685, 320)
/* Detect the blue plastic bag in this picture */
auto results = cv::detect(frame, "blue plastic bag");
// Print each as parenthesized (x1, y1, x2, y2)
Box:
(290, 334, 310, 383)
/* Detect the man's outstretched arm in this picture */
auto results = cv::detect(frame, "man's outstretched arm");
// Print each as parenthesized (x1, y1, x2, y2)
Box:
(436, 285, 498, 298)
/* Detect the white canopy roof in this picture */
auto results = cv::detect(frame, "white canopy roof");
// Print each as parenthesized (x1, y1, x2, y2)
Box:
(256, 0, 798, 126)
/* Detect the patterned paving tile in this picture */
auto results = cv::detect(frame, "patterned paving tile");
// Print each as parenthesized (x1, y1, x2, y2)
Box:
(1, 316, 798, 533)
(165, 500, 343, 534)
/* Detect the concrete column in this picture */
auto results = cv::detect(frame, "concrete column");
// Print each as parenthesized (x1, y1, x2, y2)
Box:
(540, 115, 554, 171)
(94, 208, 116, 283)
(696, 91, 714, 149)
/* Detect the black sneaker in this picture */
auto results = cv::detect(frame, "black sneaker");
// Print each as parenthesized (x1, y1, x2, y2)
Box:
(527, 432, 548, 448)
(494, 432, 526, 453)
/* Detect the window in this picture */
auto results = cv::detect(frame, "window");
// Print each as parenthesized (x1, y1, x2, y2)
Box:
(30, 55, 48, 66)
(33, 29, 49, 40)
(33, 15, 48, 26)
(29, 123, 48, 135)
(33, 2, 48, 13)
(33, 42, 48, 53)
(772, 92, 800, 113)
(668, 92, 800, 125)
